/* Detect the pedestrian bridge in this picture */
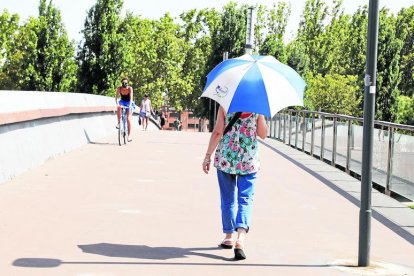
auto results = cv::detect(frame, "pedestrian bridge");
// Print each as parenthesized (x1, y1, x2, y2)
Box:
(1, 91, 413, 275)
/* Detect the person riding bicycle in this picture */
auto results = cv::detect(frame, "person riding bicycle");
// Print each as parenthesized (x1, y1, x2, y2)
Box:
(116, 77, 134, 141)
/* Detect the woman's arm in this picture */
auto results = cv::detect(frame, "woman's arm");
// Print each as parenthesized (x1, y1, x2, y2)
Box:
(202, 106, 226, 174)
(129, 87, 134, 108)
(256, 114, 268, 140)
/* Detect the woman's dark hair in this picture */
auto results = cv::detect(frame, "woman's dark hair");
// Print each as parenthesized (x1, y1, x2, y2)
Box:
(121, 77, 129, 83)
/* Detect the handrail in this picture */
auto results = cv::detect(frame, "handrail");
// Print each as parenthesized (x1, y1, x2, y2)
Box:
(288, 109, 414, 131)
(268, 109, 414, 201)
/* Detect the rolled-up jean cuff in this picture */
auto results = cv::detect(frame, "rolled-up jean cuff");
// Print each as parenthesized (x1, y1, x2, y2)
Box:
(223, 229, 236, 234)
(235, 226, 249, 233)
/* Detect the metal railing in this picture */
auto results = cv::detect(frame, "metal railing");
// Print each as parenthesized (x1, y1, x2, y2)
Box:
(267, 109, 414, 201)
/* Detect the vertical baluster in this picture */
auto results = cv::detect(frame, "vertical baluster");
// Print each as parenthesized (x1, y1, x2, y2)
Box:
(302, 112, 306, 151)
(321, 115, 326, 161)
(346, 120, 352, 174)
(311, 112, 315, 156)
(288, 111, 293, 146)
(283, 112, 287, 143)
(295, 111, 299, 149)
(385, 127, 394, 196)
(332, 116, 338, 166)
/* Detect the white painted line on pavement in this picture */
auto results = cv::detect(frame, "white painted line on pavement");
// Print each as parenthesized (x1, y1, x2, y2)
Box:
(119, 209, 142, 214)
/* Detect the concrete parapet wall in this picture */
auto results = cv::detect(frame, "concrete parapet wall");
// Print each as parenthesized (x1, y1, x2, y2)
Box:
(0, 91, 120, 184)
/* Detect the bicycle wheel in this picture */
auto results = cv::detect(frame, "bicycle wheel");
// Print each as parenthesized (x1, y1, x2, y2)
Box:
(123, 116, 127, 144)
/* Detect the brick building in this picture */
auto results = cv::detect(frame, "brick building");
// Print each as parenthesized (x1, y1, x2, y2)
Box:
(164, 108, 209, 131)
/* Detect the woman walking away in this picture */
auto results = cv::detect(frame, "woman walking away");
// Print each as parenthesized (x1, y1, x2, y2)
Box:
(202, 106, 268, 260)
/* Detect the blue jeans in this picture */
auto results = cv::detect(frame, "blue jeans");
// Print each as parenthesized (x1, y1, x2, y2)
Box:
(216, 170, 256, 234)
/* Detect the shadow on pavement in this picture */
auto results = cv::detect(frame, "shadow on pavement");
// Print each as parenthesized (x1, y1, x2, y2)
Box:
(260, 141, 414, 246)
(83, 129, 118, 146)
(12, 243, 339, 268)
(78, 243, 228, 261)
(12, 258, 336, 268)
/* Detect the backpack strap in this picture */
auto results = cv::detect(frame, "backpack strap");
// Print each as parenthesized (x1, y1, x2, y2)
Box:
(223, 112, 242, 135)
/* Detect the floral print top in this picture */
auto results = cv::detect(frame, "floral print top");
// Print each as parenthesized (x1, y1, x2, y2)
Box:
(214, 112, 260, 175)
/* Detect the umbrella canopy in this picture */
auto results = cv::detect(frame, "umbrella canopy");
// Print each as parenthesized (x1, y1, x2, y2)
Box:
(201, 54, 306, 117)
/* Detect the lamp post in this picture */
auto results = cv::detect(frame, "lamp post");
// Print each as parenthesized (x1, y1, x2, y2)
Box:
(245, 6, 254, 55)
(358, 0, 379, 267)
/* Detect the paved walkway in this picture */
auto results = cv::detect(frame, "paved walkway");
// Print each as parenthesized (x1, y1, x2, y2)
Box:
(0, 130, 413, 275)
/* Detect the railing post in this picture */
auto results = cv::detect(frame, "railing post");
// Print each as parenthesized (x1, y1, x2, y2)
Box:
(385, 127, 394, 196)
(277, 113, 282, 141)
(311, 112, 315, 156)
(283, 112, 287, 143)
(346, 120, 352, 174)
(269, 116, 273, 138)
(295, 111, 299, 149)
(321, 115, 326, 161)
(288, 111, 293, 146)
(302, 112, 306, 151)
(332, 116, 338, 166)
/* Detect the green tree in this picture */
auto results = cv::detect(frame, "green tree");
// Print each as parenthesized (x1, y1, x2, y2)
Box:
(209, 2, 247, 67)
(340, 5, 367, 79)
(305, 73, 361, 115)
(148, 13, 192, 111)
(118, 14, 156, 102)
(286, 40, 310, 76)
(0, 10, 19, 89)
(77, 0, 124, 95)
(32, 0, 77, 91)
(375, 8, 403, 122)
(396, 95, 414, 125)
(317, 0, 352, 75)
(261, 1, 291, 63)
(296, 0, 329, 75)
(2, 17, 38, 90)
(1, 1, 76, 92)
(180, 8, 219, 113)
(254, 5, 267, 53)
(396, 6, 414, 98)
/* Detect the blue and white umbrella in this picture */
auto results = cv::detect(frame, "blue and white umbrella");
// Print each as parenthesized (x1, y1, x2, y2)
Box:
(201, 54, 306, 117)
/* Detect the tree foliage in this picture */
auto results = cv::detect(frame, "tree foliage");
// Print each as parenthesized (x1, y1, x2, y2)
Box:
(260, 1, 291, 63)
(375, 8, 403, 122)
(0, 1, 76, 91)
(77, 0, 124, 95)
(305, 73, 361, 114)
(32, 0, 77, 92)
(396, 6, 414, 98)
(0, 10, 19, 88)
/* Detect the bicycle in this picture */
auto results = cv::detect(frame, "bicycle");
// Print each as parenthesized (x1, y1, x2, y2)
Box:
(118, 105, 129, 146)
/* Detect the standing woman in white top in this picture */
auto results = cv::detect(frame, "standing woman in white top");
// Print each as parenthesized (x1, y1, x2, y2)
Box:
(140, 94, 153, 130)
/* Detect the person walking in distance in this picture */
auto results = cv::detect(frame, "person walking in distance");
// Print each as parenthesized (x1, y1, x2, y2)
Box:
(115, 77, 133, 141)
(160, 111, 166, 130)
(140, 94, 153, 131)
(202, 106, 268, 260)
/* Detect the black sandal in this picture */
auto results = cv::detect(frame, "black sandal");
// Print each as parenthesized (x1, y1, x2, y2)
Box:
(234, 240, 246, 260)
(219, 238, 234, 249)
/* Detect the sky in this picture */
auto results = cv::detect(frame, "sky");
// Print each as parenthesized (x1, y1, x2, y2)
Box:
(1, 0, 413, 43)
